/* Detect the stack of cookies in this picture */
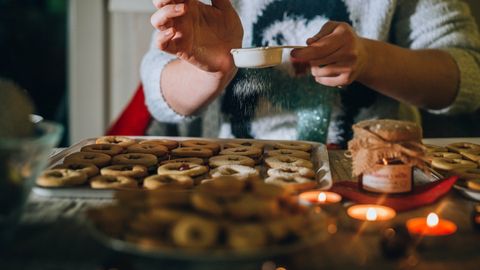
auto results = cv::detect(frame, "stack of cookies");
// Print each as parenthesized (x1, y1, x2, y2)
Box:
(425, 142, 480, 191)
(37, 136, 319, 192)
(88, 176, 325, 252)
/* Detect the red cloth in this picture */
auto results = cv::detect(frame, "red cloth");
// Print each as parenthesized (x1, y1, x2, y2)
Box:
(106, 84, 151, 136)
(330, 176, 458, 212)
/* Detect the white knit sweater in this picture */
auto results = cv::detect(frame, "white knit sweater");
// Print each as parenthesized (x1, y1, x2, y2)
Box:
(141, 0, 480, 142)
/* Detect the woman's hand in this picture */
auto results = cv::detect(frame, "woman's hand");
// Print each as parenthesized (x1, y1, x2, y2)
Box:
(151, 0, 243, 74)
(291, 21, 368, 88)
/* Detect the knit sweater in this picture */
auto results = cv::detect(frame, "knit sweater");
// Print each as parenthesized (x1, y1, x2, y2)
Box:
(141, 0, 480, 143)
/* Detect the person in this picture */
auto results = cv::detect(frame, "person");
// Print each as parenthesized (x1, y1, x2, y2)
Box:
(141, 0, 480, 146)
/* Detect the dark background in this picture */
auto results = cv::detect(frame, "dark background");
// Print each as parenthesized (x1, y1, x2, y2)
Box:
(0, 0, 68, 145)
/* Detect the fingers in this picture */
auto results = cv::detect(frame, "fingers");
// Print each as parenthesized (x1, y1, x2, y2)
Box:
(291, 38, 342, 62)
(155, 28, 176, 51)
(310, 63, 352, 77)
(291, 21, 362, 87)
(291, 24, 347, 61)
(306, 21, 339, 44)
(150, 3, 186, 30)
(292, 21, 354, 61)
(153, 0, 171, 9)
(211, 0, 234, 10)
(311, 64, 355, 87)
(152, 0, 185, 9)
(308, 52, 341, 67)
(314, 73, 350, 87)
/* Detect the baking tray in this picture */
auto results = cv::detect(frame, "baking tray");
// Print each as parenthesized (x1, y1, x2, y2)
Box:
(32, 136, 332, 198)
(423, 138, 480, 201)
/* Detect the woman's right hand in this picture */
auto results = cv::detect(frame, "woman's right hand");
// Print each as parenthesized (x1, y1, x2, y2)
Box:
(151, 0, 243, 74)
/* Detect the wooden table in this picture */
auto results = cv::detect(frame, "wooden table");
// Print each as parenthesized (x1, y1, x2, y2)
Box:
(1, 143, 480, 270)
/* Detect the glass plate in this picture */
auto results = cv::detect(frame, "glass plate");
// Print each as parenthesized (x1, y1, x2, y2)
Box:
(87, 219, 327, 262)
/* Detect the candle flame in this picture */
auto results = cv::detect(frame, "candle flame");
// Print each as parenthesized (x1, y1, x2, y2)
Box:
(427, 213, 439, 227)
(366, 207, 378, 221)
(382, 158, 388, 165)
(318, 192, 327, 202)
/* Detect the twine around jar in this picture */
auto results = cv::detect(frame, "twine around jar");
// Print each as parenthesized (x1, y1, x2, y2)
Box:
(348, 124, 426, 176)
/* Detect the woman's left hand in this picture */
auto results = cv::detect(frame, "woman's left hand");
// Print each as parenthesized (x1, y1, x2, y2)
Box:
(291, 21, 368, 88)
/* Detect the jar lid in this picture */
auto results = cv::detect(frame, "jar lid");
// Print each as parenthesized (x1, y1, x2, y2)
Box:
(354, 119, 422, 142)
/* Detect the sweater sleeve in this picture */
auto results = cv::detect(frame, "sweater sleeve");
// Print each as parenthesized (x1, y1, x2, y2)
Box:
(393, 0, 480, 115)
(140, 31, 196, 123)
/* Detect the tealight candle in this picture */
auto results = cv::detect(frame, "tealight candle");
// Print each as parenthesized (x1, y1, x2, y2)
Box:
(299, 191, 342, 205)
(346, 204, 396, 232)
(299, 191, 343, 216)
(406, 213, 457, 250)
(347, 204, 396, 221)
(406, 213, 457, 236)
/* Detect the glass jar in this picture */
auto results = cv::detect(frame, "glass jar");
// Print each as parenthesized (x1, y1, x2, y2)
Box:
(0, 120, 62, 243)
(359, 159, 413, 194)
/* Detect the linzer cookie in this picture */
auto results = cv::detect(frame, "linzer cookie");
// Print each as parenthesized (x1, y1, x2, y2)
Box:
(81, 144, 124, 156)
(181, 140, 220, 154)
(219, 146, 262, 164)
(37, 136, 329, 195)
(425, 152, 462, 162)
(459, 149, 480, 163)
(157, 162, 208, 177)
(224, 140, 265, 151)
(172, 147, 214, 159)
(273, 141, 312, 152)
(88, 176, 324, 254)
(421, 141, 480, 194)
(446, 142, 480, 153)
(96, 136, 136, 147)
(139, 139, 178, 150)
(424, 144, 448, 153)
(208, 155, 256, 168)
(266, 149, 310, 160)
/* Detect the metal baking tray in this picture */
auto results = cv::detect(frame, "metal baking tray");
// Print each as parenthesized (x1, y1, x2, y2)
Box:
(422, 138, 480, 201)
(33, 136, 332, 198)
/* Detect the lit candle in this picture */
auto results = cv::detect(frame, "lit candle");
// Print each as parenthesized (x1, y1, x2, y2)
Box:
(299, 191, 342, 205)
(347, 204, 396, 221)
(318, 192, 327, 203)
(299, 191, 343, 217)
(366, 207, 378, 221)
(345, 204, 396, 233)
(406, 213, 457, 236)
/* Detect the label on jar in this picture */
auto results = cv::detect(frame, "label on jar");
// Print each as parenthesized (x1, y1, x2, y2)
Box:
(362, 164, 412, 193)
